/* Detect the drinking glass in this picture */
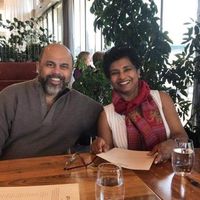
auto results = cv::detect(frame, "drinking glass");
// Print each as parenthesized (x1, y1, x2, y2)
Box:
(95, 163, 124, 200)
(172, 138, 195, 176)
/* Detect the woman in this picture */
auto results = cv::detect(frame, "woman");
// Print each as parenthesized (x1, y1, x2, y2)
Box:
(73, 51, 92, 80)
(92, 46, 188, 164)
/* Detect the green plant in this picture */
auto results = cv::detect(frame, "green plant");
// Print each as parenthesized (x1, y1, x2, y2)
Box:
(73, 62, 112, 105)
(91, 0, 172, 88)
(173, 19, 200, 136)
(90, 0, 194, 122)
(0, 17, 53, 61)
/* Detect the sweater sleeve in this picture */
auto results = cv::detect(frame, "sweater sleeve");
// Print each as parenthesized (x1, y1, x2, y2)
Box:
(0, 88, 16, 157)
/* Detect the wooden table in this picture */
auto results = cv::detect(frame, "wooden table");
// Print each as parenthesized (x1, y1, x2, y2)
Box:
(135, 148, 200, 200)
(0, 153, 158, 200)
(0, 150, 199, 200)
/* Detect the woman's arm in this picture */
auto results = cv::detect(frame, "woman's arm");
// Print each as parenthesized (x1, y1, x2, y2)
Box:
(150, 91, 188, 164)
(91, 110, 114, 153)
(160, 91, 188, 140)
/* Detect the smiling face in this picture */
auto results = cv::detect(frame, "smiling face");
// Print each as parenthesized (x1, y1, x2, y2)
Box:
(109, 57, 140, 101)
(37, 44, 73, 97)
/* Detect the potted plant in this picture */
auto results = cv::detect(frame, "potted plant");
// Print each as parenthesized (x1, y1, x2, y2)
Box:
(0, 17, 53, 62)
(173, 19, 200, 146)
(73, 60, 112, 105)
(0, 17, 53, 91)
(90, 0, 195, 121)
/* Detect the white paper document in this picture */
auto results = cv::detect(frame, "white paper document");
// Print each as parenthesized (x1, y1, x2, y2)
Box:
(0, 183, 79, 200)
(97, 148, 155, 170)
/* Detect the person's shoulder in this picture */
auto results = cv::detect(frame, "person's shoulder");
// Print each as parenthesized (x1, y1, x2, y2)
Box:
(158, 91, 171, 99)
(0, 80, 36, 96)
(156, 90, 174, 105)
(70, 89, 103, 107)
(0, 79, 35, 94)
(103, 103, 115, 116)
(150, 90, 171, 98)
(69, 89, 89, 99)
(104, 103, 114, 110)
(0, 79, 37, 104)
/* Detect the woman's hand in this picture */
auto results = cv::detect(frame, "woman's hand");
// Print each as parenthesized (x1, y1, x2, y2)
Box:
(149, 139, 176, 164)
(91, 137, 110, 154)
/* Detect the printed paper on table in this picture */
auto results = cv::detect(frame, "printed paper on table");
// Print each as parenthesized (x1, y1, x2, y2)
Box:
(0, 183, 79, 200)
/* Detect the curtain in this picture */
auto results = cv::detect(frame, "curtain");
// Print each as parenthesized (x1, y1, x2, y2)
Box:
(4, 0, 33, 21)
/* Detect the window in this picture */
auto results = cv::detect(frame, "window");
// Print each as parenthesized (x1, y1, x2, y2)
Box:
(154, 0, 198, 52)
(73, 0, 85, 55)
(47, 9, 53, 37)
(72, 0, 104, 57)
(53, 2, 63, 43)
(37, 0, 198, 61)
(37, 2, 63, 43)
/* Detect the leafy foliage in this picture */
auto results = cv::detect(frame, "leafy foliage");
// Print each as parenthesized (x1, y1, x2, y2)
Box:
(73, 62, 112, 105)
(174, 20, 200, 133)
(90, 0, 196, 123)
(91, 0, 172, 89)
(0, 17, 53, 61)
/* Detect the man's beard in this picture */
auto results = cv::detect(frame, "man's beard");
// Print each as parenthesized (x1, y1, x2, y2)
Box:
(39, 74, 69, 96)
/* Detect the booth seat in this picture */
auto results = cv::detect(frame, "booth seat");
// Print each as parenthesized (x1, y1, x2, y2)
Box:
(0, 62, 37, 91)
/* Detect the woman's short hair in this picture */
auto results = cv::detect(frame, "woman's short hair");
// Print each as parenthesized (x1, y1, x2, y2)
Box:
(103, 46, 141, 78)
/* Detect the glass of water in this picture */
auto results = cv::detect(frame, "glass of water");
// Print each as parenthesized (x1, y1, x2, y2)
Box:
(172, 138, 195, 176)
(95, 163, 125, 200)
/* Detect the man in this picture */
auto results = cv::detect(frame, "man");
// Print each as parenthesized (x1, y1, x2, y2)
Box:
(0, 44, 102, 160)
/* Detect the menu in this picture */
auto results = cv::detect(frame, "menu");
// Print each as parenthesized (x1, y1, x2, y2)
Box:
(0, 183, 79, 200)
(97, 148, 155, 170)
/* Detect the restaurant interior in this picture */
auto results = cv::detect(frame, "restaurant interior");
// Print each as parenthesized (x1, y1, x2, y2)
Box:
(0, 1, 200, 199)
(0, 0, 199, 137)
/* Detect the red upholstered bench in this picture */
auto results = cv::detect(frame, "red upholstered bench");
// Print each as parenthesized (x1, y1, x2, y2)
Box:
(0, 62, 38, 91)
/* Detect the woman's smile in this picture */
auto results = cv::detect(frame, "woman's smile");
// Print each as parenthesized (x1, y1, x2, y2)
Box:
(110, 57, 140, 100)
(118, 79, 131, 85)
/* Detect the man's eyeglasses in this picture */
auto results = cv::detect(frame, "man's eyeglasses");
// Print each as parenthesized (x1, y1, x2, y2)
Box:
(64, 153, 98, 170)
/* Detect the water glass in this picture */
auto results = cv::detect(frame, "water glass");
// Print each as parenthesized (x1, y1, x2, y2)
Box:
(95, 163, 125, 200)
(171, 138, 195, 176)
